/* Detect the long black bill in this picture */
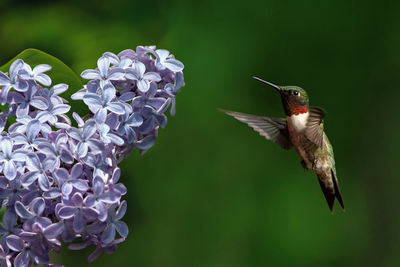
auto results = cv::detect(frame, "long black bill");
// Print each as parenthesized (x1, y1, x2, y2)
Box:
(253, 77, 281, 92)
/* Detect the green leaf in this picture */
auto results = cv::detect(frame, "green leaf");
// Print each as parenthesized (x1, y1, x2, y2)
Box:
(0, 48, 88, 115)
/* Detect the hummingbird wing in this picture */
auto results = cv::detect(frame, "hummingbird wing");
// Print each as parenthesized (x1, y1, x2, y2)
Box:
(221, 109, 292, 149)
(305, 106, 326, 148)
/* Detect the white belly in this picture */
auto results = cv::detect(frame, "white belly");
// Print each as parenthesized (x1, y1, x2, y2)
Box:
(287, 112, 309, 132)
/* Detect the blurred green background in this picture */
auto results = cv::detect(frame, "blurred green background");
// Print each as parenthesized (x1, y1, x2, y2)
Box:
(1, 0, 400, 266)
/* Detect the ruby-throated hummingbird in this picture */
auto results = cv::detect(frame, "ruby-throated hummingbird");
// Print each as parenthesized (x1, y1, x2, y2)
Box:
(222, 77, 344, 212)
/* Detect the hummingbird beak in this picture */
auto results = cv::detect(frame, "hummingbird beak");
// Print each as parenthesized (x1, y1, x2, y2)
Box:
(253, 77, 281, 92)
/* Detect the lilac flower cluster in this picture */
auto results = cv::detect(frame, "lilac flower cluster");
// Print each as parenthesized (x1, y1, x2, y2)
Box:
(0, 46, 184, 266)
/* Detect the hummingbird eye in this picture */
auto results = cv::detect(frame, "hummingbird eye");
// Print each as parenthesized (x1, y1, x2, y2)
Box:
(293, 90, 299, 96)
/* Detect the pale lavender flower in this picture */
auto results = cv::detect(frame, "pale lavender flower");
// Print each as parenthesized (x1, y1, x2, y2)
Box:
(0, 59, 28, 104)
(54, 164, 88, 197)
(20, 153, 55, 191)
(153, 49, 184, 72)
(0, 137, 26, 180)
(125, 61, 161, 93)
(101, 201, 128, 244)
(19, 63, 52, 87)
(81, 56, 125, 87)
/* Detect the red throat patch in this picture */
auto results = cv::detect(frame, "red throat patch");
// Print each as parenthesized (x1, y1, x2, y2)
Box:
(291, 106, 308, 115)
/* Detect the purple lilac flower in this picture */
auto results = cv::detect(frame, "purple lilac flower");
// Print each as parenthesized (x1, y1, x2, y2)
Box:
(0, 45, 185, 265)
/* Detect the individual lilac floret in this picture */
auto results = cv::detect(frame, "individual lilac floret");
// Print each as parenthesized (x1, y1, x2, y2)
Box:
(81, 56, 125, 88)
(0, 45, 184, 266)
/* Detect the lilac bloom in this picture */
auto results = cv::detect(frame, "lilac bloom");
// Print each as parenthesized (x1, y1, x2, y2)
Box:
(67, 120, 103, 158)
(84, 176, 112, 222)
(0, 137, 26, 180)
(19, 63, 52, 86)
(11, 119, 43, 151)
(103, 52, 133, 69)
(9, 113, 52, 135)
(36, 133, 74, 167)
(154, 49, 184, 72)
(83, 84, 126, 122)
(164, 71, 184, 115)
(0, 177, 27, 207)
(125, 61, 161, 93)
(20, 153, 55, 191)
(101, 201, 128, 244)
(57, 192, 99, 233)
(9, 84, 49, 117)
(0, 59, 28, 104)
(132, 82, 167, 110)
(14, 198, 52, 230)
(6, 234, 48, 266)
(54, 164, 88, 197)
(81, 56, 125, 87)
(117, 111, 143, 142)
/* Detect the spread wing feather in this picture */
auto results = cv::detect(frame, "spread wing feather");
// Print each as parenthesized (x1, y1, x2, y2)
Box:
(305, 106, 326, 148)
(221, 109, 292, 149)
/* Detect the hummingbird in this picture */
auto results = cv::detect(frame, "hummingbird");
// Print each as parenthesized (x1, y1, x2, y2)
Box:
(221, 77, 344, 212)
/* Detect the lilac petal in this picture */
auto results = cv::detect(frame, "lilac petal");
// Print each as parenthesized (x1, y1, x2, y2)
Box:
(6, 235, 24, 251)
(107, 68, 125, 80)
(155, 49, 169, 61)
(60, 149, 74, 164)
(127, 113, 143, 127)
(87, 247, 102, 263)
(100, 191, 121, 204)
(62, 183, 73, 196)
(26, 120, 40, 141)
(14, 201, 33, 220)
(134, 61, 146, 76)
(3, 161, 17, 180)
(102, 84, 116, 103)
(114, 221, 128, 238)
(112, 167, 121, 183)
(164, 59, 184, 72)
(93, 176, 104, 196)
(52, 104, 71, 115)
(77, 143, 88, 157)
(107, 103, 125, 114)
(58, 206, 76, 219)
(97, 56, 110, 78)
(114, 183, 127, 195)
(82, 207, 99, 220)
(97, 203, 108, 222)
(0, 72, 9, 85)
(135, 134, 156, 150)
(33, 64, 51, 74)
(107, 133, 124, 146)
(51, 83, 68, 95)
(73, 210, 84, 233)
(137, 79, 149, 92)
(143, 72, 161, 81)
(38, 174, 50, 191)
(15, 251, 30, 267)
(3, 210, 17, 229)
(95, 108, 107, 124)
(119, 91, 135, 102)
(42, 157, 56, 171)
(43, 189, 61, 199)
(81, 69, 101, 80)
(103, 52, 119, 65)
(37, 143, 55, 155)
(83, 94, 102, 112)
(21, 171, 39, 187)
(0, 138, 12, 156)
(71, 180, 88, 191)
(67, 128, 81, 140)
(30, 197, 45, 215)
(71, 192, 83, 206)
(44, 223, 64, 239)
(70, 163, 83, 179)
(35, 73, 52, 86)
(25, 153, 41, 172)
(84, 195, 96, 207)
(83, 121, 97, 139)
(125, 71, 139, 80)
(30, 96, 49, 110)
(116, 200, 127, 220)
(101, 224, 116, 244)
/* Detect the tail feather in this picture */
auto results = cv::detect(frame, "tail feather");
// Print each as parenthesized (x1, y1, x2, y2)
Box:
(317, 170, 345, 212)
(331, 169, 345, 210)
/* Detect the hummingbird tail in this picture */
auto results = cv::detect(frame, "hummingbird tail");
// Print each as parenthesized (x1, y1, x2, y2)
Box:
(317, 170, 345, 212)
(331, 169, 345, 210)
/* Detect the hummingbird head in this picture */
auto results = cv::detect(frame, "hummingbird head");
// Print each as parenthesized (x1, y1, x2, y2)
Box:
(253, 77, 309, 116)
